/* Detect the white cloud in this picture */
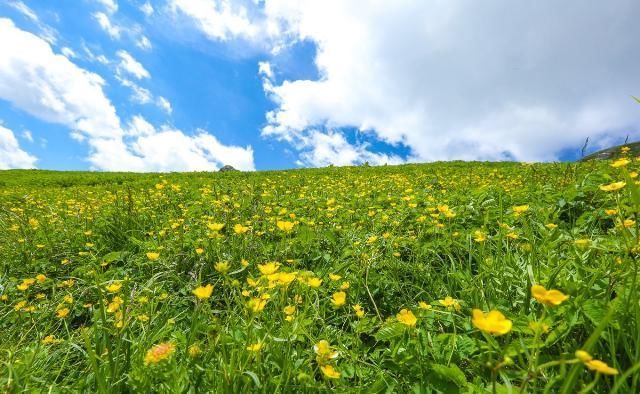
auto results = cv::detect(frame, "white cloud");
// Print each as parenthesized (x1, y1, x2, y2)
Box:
(93, 12, 121, 39)
(140, 2, 154, 16)
(177, 0, 640, 163)
(0, 18, 255, 172)
(136, 35, 152, 50)
(156, 96, 172, 114)
(7, 1, 38, 22)
(0, 125, 37, 169)
(61, 47, 76, 58)
(168, 0, 260, 41)
(96, 0, 118, 14)
(117, 77, 153, 104)
(116, 50, 150, 79)
(297, 130, 403, 167)
(21, 129, 33, 142)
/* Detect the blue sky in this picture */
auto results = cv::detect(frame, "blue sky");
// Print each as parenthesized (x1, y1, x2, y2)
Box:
(0, 1, 639, 171)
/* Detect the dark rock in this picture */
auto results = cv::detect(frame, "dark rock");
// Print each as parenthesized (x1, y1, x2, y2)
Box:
(219, 165, 239, 172)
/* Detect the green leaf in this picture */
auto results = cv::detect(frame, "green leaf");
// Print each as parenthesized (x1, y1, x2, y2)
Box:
(429, 363, 467, 388)
(242, 371, 261, 388)
(374, 322, 406, 342)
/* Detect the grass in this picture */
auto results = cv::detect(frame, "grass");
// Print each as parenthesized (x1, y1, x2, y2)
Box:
(0, 157, 639, 392)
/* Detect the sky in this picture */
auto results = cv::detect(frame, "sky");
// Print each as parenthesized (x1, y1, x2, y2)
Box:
(0, 0, 639, 171)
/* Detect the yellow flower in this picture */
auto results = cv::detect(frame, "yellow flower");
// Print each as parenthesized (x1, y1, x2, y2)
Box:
(277, 272, 297, 286)
(329, 273, 342, 281)
(188, 344, 201, 358)
(611, 158, 631, 168)
(247, 297, 267, 313)
(284, 305, 296, 316)
(320, 364, 341, 379)
(233, 223, 249, 234)
(574, 239, 590, 248)
(605, 209, 618, 216)
(352, 304, 365, 318)
(340, 281, 350, 290)
(195, 247, 204, 255)
(396, 309, 417, 327)
(146, 252, 160, 261)
(63, 295, 74, 303)
(36, 274, 47, 283)
(622, 219, 635, 228)
(531, 284, 569, 306)
(473, 230, 487, 242)
(575, 350, 592, 362)
(439, 296, 461, 311)
(246, 342, 263, 352)
(192, 284, 214, 300)
(106, 282, 122, 293)
(258, 262, 280, 275)
(418, 301, 432, 310)
(599, 181, 626, 192)
(512, 205, 529, 215)
(144, 342, 176, 365)
(585, 359, 618, 375)
(276, 220, 295, 232)
(56, 307, 70, 318)
(214, 261, 230, 274)
(472, 309, 512, 335)
(314, 340, 338, 364)
(331, 291, 346, 307)
(306, 277, 322, 288)
(42, 335, 60, 345)
(545, 223, 558, 230)
(207, 222, 225, 232)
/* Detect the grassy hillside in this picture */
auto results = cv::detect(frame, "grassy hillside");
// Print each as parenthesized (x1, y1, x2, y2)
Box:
(1, 160, 638, 392)
(580, 141, 640, 162)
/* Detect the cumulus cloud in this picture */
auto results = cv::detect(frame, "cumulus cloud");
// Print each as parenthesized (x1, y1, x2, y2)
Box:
(140, 2, 154, 17)
(96, 0, 118, 14)
(136, 35, 152, 51)
(0, 125, 37, 169)
(0, 18, 255, 172)
(156, 96, 172, 114)
(179, 0, 640, 163)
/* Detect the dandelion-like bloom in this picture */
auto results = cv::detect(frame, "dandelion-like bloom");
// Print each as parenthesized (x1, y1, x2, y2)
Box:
(207, 222, 225, 232)
(192, 284, 214, 300)
(320, 364, 341, 379)
(258, 262, 280, 275)
(473, 230, 487, 242)
(276, 220, 295, 233)
(233, 224, 249, 234)
(144, 342, 176, 365)
(56, 307, 70, 318)
(599, 181, 626, 192)
(439, 296, 461, 311)
(246, 342, 263, 352)
(396, 309, 417, 327)
(512, 205, 529, 215)
(610, 158, 631, 168)
(352, 304, 365, 318)
(472, 309, 512, 335)
(306, 277, 322, 288)
(146, 252, 160, 261)
(418, 302, 432, 310)
(531, 284, 569, 306)
(247, 297, 267, 313)
(106, 282, 122, 293)
(214, 261, 230, 274)
(331, 291, 346, 307)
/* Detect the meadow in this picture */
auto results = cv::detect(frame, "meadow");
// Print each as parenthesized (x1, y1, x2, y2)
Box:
(0, 156, 639, 393)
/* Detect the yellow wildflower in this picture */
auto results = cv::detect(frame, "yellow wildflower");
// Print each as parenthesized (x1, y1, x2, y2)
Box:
(320, 365, 341, 379)
(192, 284, 214, 300)
(146, 252, 160, 261)
(276, 220, 295, 232)
(106, 282, 122, 293)
(599, 181, 626, 192)
(331, 291, 346, 307)
(472, 309, 512, 335)
(246, 342, 263, 352)
(214, 261, 230, 274)
(396, 309, 417, 327)
(531, 284, 569, 306)
(258, 262, 280, 275)
(352, 304, 365, 318)
(144, 342, 176, 365)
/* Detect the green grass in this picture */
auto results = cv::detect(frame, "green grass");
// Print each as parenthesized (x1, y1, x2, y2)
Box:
(1, 160, 639, 392)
